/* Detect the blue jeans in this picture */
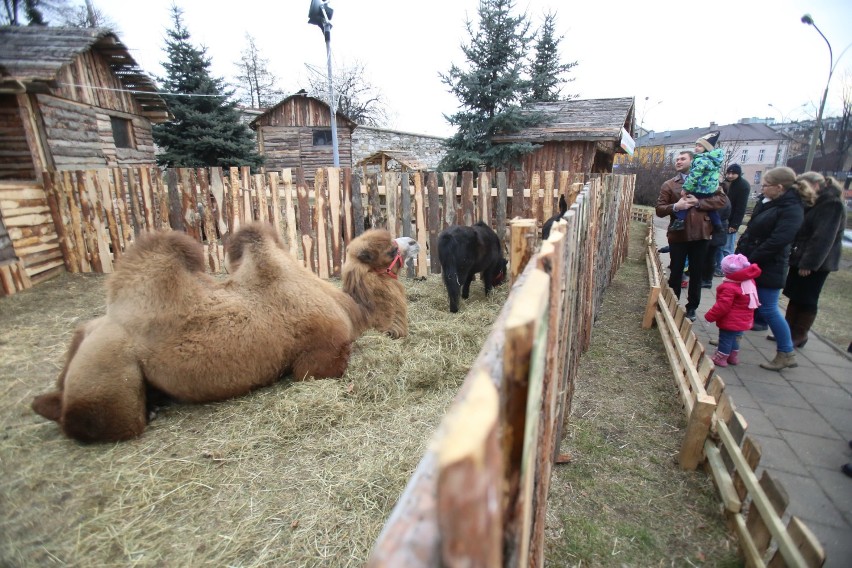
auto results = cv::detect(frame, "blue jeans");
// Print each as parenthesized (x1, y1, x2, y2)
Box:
(756, 287, 793, 353)
(723, 231, 737, 258)
(717, 329, 743, 354)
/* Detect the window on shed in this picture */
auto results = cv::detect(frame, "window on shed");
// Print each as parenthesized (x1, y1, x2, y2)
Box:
(110, 117, 135, 149)
(313, 129, 333, 146)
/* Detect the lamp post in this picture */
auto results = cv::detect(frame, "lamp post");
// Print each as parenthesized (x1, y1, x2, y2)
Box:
(767, 103, 806, 125)
(308, 0, 339, 167)
(800, 14, 852, 172)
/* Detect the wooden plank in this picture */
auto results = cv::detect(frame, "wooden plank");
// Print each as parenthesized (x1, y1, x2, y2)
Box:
(83, 171, 113, 272)
(442, 172, 457, 228)
(542, 170, 555, 222)
(384, 172, 400, 238)
(75, 170, 99, 272)
(209, 167, 228, 237)
(735, 436, 761, 501)
(94, 168, 121, 261)
(530, 171, 541, 225)
(426, 172, 441, 274)
(328, 167, 343, 277)
(436, 369, 502, 568)
(412, 172, 428, 278)
(165, 169, 183, 232)
(502, 268, 550, 567)
(367, 173, 382, 229)
(139, 166, 156, 231)
(746, 470, 790, 557)
(732, 513, 765, 568)
(704, 440, 742, 512)
(716, 420, 808, 567)
(509, 219, 536, 285)
(342, 167, 354, 244)
(349, 169, 365, 238)
(511, 170, 526, 219)
(63, 170, 87, 272)
(42, 171, 75, 273)
(496, 172, 508, 253)
(679, 393, 716, 470)
(767, 516, 825, 568)
(241, 165, 252, 223)
(282, 168, 298, 252)
(268, 171, 282, 238)
(229, 166, 241, 234)
(461, 171, 474, 226)
(296, 167, 314, 272)
(254, 173, 268, 223)
(654, 311, 694, 414)
(642, 285, 660, 330)
(478, 171, 490, 226)
(314, 168, 330, 279)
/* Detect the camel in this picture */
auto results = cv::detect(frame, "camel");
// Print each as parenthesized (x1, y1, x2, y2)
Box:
(31, 222, 408, 443)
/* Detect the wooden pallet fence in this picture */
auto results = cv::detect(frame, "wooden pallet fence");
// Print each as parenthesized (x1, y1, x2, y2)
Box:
(368, 176, 634, 568)
(641, 222, 826, 567)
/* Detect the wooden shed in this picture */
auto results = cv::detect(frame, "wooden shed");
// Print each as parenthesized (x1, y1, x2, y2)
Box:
(0, 26, 169, 179)
(492, 97, 635, 175)
(355, 149, 427, 177)
(250, 91, 357, 186)
(0, 26, 168, 294)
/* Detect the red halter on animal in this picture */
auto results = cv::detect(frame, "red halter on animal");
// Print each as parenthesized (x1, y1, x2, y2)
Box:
(375, 249, 403, 279)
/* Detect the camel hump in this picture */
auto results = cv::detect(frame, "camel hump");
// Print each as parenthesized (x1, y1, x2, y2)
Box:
(225, 222, 284, 270)
(117, 230, 205, 274)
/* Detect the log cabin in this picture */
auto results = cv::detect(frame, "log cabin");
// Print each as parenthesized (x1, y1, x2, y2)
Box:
(491, 97, 636, 175)
(0, 26, 168, 294)
(250, 91, 357, 186)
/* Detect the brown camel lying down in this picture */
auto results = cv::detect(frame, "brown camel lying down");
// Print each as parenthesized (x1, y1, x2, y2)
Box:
(31, 222, 408, 442)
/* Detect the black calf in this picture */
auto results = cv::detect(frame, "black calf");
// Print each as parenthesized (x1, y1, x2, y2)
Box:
(541, 194, 568, 240)
(437, 221, 508, 313)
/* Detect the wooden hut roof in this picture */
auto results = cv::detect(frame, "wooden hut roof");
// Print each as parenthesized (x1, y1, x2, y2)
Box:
(250, 91, 357, 129)
(0, 26, 169, 120)
(355, 150, 427, 171)
(492, 97, 635, 144)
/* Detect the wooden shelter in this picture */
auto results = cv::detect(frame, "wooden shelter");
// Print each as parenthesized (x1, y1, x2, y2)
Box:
(492, 97, 635, 175)
(355, 149, 427, 178)
(0, 26, 169, 179)
(250, 91, 357, 186)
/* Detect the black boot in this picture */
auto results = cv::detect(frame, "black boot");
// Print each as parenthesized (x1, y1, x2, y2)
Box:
(791, 306, 817, 348)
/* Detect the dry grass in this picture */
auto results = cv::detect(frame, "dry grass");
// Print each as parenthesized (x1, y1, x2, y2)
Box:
(0, 269, 508, 567)
(544, 221, 741, 567)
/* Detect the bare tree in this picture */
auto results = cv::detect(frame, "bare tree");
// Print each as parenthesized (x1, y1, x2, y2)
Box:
(61, 0, 117, 29)
(232, 34, 286, 109)
(305, 60, 389, 126)
(834, 72, 851, 172)
(2, 0, 68, 25)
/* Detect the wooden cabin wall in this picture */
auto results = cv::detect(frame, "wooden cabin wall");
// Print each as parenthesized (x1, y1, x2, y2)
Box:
(54, 49, 144, 116)
(0, 180, 63, 284)
(256, 97, 341, 128)
(258, 125, 354, 186)
(0, 96, 36, 180)
(520, 141, 596, 177)
(35, 95, 107, 170)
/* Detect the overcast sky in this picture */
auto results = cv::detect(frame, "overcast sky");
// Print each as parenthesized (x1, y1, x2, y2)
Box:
(96, 0, 852, 138)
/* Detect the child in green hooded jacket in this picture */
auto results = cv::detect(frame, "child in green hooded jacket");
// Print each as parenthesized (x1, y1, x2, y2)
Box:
(668, 130, 725, 232)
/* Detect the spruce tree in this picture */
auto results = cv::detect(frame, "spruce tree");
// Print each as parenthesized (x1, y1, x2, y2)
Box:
(528, 11, 577, 103)
(440, 0, 539, 171)
(153, 7, 262, 169)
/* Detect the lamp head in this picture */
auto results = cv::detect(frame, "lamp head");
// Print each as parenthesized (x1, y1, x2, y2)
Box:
(801, 14, 814, 25)
(308, 0, 333, 28)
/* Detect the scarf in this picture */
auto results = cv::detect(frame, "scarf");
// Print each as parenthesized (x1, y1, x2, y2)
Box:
(724, 277, 760, 309)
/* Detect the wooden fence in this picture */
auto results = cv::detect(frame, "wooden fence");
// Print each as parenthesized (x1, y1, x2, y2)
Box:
(368, 175, 635, 567)
(642, 225, 826, 567)
(37, 166, 608, 280)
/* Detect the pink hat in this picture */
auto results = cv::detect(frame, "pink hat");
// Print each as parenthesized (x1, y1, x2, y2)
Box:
(721, 254, 751, 275)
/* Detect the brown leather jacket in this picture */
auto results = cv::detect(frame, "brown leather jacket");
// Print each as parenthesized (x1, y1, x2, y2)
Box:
(655, 174, 729, 243)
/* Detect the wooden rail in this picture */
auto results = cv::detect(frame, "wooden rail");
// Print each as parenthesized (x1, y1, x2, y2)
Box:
(643, 224, 826, 567)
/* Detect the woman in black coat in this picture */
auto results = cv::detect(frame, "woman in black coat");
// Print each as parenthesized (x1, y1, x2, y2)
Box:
(781, 174, 846, 347)
(735, 167, 810, 371)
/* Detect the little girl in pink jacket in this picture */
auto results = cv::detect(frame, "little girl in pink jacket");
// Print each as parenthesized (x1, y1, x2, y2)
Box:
(704, 254, 762, 366)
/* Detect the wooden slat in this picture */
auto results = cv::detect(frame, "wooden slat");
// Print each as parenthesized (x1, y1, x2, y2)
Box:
(94, 168, 121, 261)
(229, 166, 240, 234)
(426, 172, 441, 274)
(42, 171, 75, 273)
(198, 168, 220, 272)
(461, 171, 474, 226)
(478, 171, 490, 226)
(342, 167, 354, 243)
(496, 172, 508, 252)
(296, 167, 314, 272)
(385, 171, 400, 238)
(442, 172, 457, 229)
(282, 168, 298, 252)
(509, 219, 536, 285)
(767, 516, 825, 568)
(327, 167, 343, 277)
(530, 171, 541, 225)
(315, 168, 330, 279)
(412, 172, 428, 278)
(542, 170, 555, 222)
(349, 169, 365, 239)
(368, 173, 382, 229)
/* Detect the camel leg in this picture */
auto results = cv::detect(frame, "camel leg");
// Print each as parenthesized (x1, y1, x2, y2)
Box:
(293, 340, 354, 380)
(32, 317, 106, 422)
(59, 322, 147, 443)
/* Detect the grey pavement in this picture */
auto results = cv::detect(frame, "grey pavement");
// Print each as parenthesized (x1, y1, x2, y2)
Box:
(653, 219, 852, 567)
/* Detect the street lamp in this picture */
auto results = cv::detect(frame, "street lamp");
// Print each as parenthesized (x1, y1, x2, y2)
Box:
(308, 0, 339, 167)
(800, 14, 852, 172)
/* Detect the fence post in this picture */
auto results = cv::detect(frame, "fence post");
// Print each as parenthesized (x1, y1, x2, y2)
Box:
(509, 219, 536, 284)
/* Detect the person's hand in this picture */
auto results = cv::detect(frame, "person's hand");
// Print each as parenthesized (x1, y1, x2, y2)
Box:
(798, 268, 812, 277)
(727, 227, 737, 234)
(683, 194, 699, 207)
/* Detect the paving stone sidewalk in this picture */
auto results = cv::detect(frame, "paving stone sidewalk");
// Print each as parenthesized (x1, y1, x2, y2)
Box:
(654, 221, 852, 567)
